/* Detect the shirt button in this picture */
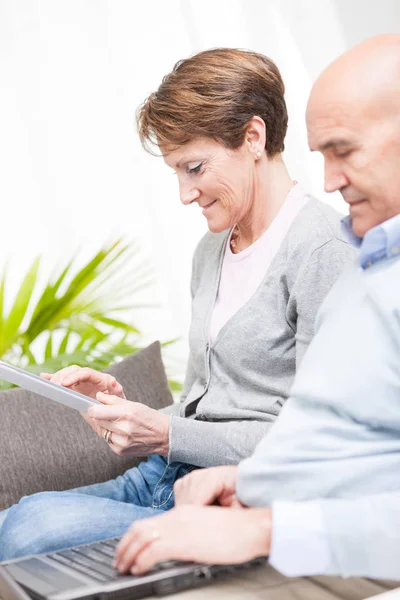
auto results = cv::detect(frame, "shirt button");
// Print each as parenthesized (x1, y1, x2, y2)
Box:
(366, 261, 373, 268)
(392, 245, 399, 254)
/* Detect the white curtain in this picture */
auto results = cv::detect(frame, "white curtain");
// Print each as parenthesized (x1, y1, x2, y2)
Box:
(0, 0, 399, 379)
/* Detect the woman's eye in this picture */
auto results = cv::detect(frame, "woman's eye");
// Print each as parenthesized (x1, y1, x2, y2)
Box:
(187, 162, 203, 174)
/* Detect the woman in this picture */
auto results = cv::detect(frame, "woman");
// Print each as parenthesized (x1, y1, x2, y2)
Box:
(0, 48, 354, 560)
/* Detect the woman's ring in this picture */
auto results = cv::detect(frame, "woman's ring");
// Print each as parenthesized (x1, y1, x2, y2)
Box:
(103, 429, 112, 445)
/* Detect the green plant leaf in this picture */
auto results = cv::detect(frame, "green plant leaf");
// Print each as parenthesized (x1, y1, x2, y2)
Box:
(161, 338, 180, 347)
(20, 338, 37, 365)
(29, 259, 75, 326)
(92, 316, 140, 334)
(0, 266, 6, 347)
(0, 257, 40, 354)
(0, 238, 183, 388)
(24, 240, 141, 343)
(58, 330, 71, 355)
(168, 379, 183, 392)
(45, 333, 53, 361)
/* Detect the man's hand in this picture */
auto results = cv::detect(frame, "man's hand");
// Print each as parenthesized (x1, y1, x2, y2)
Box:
(114, 505, 271, 575)
(174, 466, 241, 507)
(86, 395, 170, 457)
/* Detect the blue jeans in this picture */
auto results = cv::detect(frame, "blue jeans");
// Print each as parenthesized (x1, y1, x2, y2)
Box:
(0, 455, 196, 561)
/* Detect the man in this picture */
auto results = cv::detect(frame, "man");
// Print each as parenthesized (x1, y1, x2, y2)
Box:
(113, 34, 400, 598)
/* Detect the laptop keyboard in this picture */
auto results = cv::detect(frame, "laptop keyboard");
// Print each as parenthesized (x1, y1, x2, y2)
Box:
(46, 538, 184, 583)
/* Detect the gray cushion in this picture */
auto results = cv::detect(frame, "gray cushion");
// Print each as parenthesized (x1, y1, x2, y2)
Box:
(0, 341, 173, 510)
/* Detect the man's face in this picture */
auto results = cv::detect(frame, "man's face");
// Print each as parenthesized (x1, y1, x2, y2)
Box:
(307, 98, 400, 237)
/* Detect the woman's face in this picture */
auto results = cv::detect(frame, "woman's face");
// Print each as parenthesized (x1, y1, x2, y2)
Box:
(162, 137, 258, 232)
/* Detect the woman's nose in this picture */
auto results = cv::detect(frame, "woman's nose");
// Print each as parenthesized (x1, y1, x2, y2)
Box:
(179, 180, 201, 205)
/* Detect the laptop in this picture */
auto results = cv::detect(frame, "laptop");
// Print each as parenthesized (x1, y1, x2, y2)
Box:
(1, 537, 266, 599)
(0, 565, 32, 600)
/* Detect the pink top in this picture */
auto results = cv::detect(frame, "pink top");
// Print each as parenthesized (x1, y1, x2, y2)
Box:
(209, 184, 309, 345)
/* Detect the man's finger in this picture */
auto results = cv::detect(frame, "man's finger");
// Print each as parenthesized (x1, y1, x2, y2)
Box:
(219, 492, 242, 508)
(115, 523, 155, 572)
(131, 541, 172, 575)
(115, 524, 137, 560)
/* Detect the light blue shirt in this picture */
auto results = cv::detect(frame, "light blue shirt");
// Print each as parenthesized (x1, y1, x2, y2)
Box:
(236, 213, 400, 579)
(341, 213, 400, 269)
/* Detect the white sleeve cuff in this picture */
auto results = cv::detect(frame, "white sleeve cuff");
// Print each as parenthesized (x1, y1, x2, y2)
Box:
(269, 500, 331, 577)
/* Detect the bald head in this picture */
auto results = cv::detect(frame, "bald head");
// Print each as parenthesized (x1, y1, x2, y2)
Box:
(307, 35, 400, 130)
(308, 35, 400, 125)
(306, 35, 400, 238)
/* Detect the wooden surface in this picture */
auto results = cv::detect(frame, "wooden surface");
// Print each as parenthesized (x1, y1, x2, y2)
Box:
(145, 565, 400, 600)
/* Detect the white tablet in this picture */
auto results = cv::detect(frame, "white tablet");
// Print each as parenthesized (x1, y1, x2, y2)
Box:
(0, 360, 102, 412)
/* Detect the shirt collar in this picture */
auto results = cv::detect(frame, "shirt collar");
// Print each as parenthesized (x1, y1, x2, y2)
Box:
(341, 213, 400, 269)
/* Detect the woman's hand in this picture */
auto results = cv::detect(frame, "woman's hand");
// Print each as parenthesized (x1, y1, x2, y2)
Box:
(86, 394, 170, 457)
(41, 366, 169, 457)
(40, 366, 126, 400)
(174, 466, 241, 507)
(114, 505, 271, 575)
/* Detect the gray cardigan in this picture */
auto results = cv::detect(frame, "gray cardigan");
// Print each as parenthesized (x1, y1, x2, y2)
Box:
(163, 197, 356, 467)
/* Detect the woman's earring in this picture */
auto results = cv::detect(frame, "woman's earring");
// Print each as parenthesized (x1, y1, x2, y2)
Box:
(256, 150, 262, 159)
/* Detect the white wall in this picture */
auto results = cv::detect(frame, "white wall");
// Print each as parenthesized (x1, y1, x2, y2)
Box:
(0, 0, 399, 380)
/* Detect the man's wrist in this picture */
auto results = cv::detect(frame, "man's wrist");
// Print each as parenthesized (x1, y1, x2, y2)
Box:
(248, 507, 272, 557)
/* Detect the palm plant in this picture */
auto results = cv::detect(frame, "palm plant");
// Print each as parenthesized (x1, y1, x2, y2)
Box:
(0, 239, 181, 391)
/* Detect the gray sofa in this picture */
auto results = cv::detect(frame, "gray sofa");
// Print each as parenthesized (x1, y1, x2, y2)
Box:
(0, 342, 173, 511)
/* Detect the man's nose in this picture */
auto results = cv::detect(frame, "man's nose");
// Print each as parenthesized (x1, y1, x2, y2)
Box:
(324, 162, 348, 194)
